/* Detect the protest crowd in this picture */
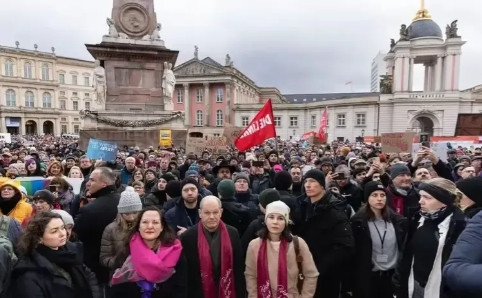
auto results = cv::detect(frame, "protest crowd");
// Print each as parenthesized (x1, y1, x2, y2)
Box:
(0, 132, 482, 298)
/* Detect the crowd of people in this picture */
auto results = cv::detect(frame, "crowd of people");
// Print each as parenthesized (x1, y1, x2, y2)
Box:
(0, 136, 482, 298)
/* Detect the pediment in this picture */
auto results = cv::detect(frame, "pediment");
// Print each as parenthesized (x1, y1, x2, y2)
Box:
(174, 61, 225, 76)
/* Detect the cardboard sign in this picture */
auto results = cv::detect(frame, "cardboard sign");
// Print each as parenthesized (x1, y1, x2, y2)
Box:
(86, 138, 118, 161)
(381, 132, 416, 153)
(205, 137, 229, 156)
(186, 137, 206, 155)
(223, 127, 244, 145)
(0, 133, 11, 143)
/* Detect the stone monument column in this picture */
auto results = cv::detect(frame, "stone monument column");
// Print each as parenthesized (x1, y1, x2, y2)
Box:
(434, 55, 443, 91)
(203, 83, 210, 126)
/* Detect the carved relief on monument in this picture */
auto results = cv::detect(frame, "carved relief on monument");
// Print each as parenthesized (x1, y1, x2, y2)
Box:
(118, 3, 150, 37)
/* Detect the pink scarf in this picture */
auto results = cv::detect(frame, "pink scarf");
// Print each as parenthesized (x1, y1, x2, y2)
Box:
(257, 238, 289, 298)
(197, 221, 236, 298)
(111, 233, 182, 284)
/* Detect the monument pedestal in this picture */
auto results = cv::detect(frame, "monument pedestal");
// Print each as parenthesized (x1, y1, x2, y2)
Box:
(86, 42, 178, 111)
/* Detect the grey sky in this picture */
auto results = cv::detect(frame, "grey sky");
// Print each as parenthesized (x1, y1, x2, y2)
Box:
(1, 0, 481, 93)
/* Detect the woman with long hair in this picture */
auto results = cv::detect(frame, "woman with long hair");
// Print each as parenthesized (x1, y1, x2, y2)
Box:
(100, 187, 142, 274)
(245, 201, 319, 297)
(395, 178, 467, 298)
(109, 206, 187, 298)
(25, 158, 45, 177)
(350, 181, 407, 298)
(46, 161, 65, 179)
(8, 212, 101, 298)
(50, 177, 75, 213)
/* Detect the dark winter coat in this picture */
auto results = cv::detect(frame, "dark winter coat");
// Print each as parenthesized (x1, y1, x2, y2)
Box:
(180, 223, 246, 298)
(110, 253, 188, 298)
(443, 210, 482, 297)
(386, 183, 420, 222)
(74, 185, 120, 284)
(8, 242, 101, 298)
(395, 208, 467, 298)
(296, 191, 355, 298)
(144, 184, 166, 208)
(338, 181, 364, 212)
(120, 166, 136, 185)
(164, 196, 201, 232)
(350, 208, 407, 298)
(250, 174, 271, 195)
(241, 216, 264, 254)
(220, 197, 256, 236)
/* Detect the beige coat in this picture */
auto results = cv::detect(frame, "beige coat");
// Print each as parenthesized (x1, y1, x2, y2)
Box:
(245, 237, 319, 298)
(99, 218, 129, 269)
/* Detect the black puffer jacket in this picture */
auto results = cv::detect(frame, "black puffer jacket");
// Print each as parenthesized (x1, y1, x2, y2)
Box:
(296, 191, 355, 298)
(144, 184, 166, 208)
(7, 242, 101, 298)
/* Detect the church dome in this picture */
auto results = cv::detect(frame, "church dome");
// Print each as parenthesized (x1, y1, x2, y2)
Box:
(407, 19, 443, 39)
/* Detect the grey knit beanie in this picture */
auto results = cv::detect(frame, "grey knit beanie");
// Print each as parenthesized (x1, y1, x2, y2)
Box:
(233, 172, 250, 184)
(118, 186, 143, 214)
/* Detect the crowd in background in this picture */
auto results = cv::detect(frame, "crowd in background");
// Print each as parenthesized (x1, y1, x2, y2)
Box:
(0, 136, 482, 298)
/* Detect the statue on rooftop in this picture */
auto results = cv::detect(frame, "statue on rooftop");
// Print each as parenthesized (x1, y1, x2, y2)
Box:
(446, 20, 460, 39)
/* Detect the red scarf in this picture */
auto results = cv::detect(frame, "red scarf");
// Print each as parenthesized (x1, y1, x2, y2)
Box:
(257, 238, 289, 298)
(387, 187, 405, 215)
(197, 221, 236, 298)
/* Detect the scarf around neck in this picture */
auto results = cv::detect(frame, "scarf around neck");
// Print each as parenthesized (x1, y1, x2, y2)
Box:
(112, 233, 182, 285)
(197, 221, 236, 298)
(257, 238, 289, 298)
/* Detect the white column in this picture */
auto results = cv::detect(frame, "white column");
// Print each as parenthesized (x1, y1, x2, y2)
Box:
(393, 56, 403, 92)
(452, 54, 461, 91)
(203, 83, 210, 126)
(183, 83, 190, 126)
(408, 57, 414, 91)
(434, 56, 443, 91)
(402, 57, 410, 92)
(443, 54, 452, 91)
(424, 64, 430, 92)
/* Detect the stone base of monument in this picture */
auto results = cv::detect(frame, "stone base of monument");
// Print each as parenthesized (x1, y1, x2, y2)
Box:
(79, 109, 186, 149)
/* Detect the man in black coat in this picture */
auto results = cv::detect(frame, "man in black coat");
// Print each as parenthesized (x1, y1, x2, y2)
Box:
(74, 167, 120, 284)
(296, 169, 354, 298)
(180, 196, 246, 298)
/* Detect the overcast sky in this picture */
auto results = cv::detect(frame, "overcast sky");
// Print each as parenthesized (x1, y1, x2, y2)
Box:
(1, 0, 481, 94)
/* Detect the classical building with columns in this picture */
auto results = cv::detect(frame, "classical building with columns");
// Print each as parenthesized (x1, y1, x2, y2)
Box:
(0, 43, 101, 136)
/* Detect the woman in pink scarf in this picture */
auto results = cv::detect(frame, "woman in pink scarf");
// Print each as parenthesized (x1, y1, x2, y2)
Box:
(110, 206, 187, 298)
(245, 201, 319, 298)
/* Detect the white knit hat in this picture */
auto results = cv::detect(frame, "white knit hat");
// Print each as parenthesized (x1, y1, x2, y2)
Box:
(118, 186, 143, 214)
(51, 209, 74, 227)
(265, 201, 290, 225)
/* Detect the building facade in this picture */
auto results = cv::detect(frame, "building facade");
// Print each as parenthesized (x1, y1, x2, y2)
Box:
(0, 44, 100, 135)
(371, 52, 387, 92)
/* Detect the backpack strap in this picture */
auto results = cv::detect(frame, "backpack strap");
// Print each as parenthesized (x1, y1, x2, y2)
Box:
(292, 235, 304, 294)
(0, 215, 10, 237)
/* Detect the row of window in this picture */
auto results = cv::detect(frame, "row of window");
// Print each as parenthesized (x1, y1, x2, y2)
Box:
(3, 90, 89, 110)
(176, 88, 224, 103)
(4, 60, 91, 86)
(194, 110, 224, 126)
(241, 113, 367, 128)
(61, 124, 80, 134)
(4, 60, 50, 80)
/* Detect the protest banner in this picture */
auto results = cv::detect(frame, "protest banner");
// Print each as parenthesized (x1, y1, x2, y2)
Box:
(381, 132, 416, 153)
(86, 138, 118, 161)
(186, 137, 206, 155)
(223, 126, 244, 144)
(0, 133, 11, 143)
(205, 137, 229, 156)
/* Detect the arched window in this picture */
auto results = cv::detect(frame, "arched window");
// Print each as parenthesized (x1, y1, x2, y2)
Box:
(4, 60, 14, 77)
(216, 110, 223, 126)
(25, 91, 35, 107)
(6, 89, 16, 106)
(42, 92, 52, 108)
(24, 62, 32, 78)
(196, 110, 203, 126)
(41, 63, 49, 80)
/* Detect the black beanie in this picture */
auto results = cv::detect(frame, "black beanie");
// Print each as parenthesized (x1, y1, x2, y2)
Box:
(161, 173, 176, 182)
(456, 177, 482, 206)
(274, 171, 293, 191)
(304, 169, 326, 188)
(165, 180, 182, 199)
(364, 181, 386, 202)
(181, 178, 199, 191)
(33, 189, 55, 205)
(259, 189, 281, 209)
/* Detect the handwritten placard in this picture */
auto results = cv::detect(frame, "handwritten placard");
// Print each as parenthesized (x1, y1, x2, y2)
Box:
(86, 138, 118, 161)
(381, 132, 416, 153)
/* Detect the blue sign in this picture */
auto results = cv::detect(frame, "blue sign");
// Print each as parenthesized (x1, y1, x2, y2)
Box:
(86, 138, 118, 161)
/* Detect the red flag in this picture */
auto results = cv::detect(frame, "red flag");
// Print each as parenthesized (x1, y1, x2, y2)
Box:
(317, 107, 328, 143)
(234, 99, 276, 151)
